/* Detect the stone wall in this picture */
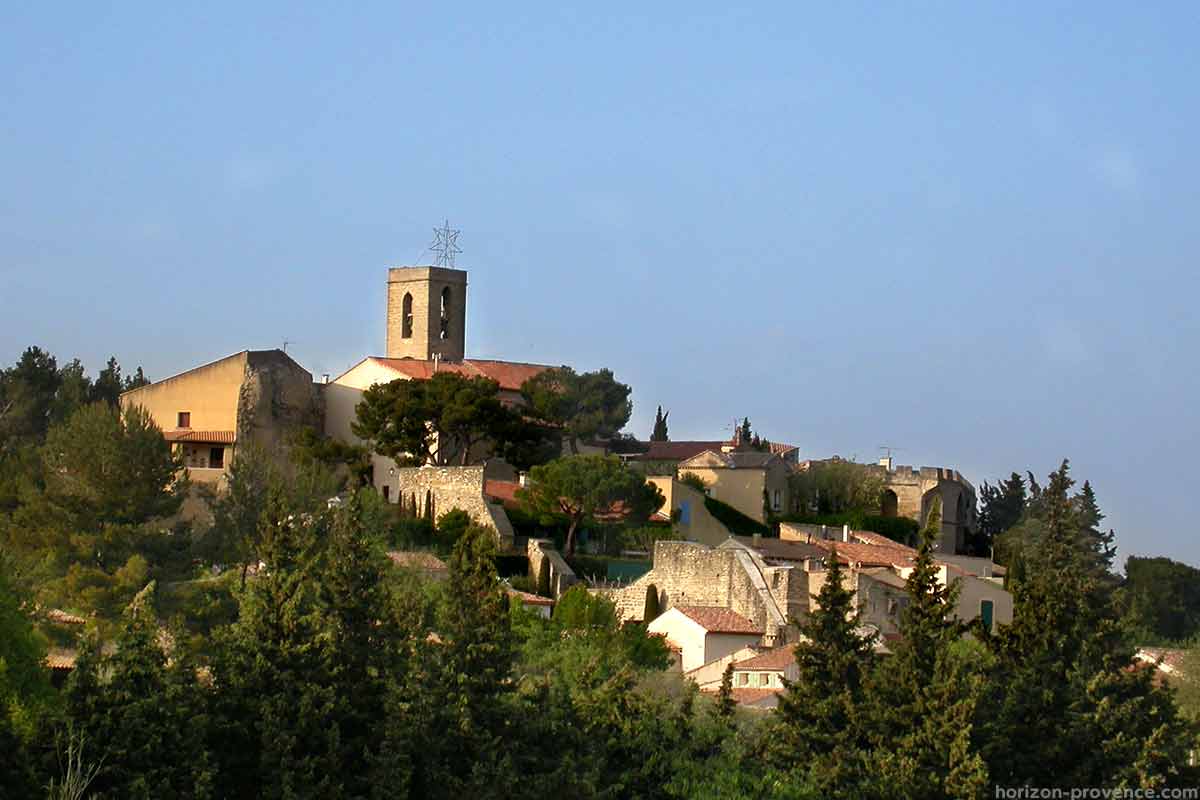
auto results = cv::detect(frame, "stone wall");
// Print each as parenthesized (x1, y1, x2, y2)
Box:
(237, 350, 323, 454)
(526, 539, 577, 598)
(388, 461, 515, 548)
(385, 266, 467, 362)
(602, 540, 800, 644)
(879, 464, 978, 553)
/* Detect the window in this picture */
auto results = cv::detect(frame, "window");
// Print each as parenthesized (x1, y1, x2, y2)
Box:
(772, 489, 782, 511)
(401, 293, 413, 338)
(177, 411, 191, 428)
(980, 599, 994, 631)
(439, 287, 452, 340)
(738, 672, 749, 686)
(209, 447, 224, 469)
(758, 673, 770, 687)
(382, 485, 391, 502)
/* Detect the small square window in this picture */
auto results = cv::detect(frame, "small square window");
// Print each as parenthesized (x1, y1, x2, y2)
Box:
(177, 411, 191, 428)
(738, 672, 749, 686)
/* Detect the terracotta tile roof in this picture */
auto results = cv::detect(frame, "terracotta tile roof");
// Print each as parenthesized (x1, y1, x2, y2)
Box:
(630, 441, 729, 462)
(809, 538, 917, 568)
(678, 450, 779, 470)
(506, 586, 554, 606)
(386, 551, 448, 571)
(45, 649, 77, 671)
(769, 442, 799, 456)
(731, 535, 827, 563)
(163, 430, 236, 444)
(368, 357, 552, 392)
(1137, 648, 1186, 674)
(46, 609, 86, 625)
(674, 606, 762, 635)
(700, 686, 783, 705)
(484, 479, 521, 507)
(858, 567, 909, 590)
(735, 644, 797, 671)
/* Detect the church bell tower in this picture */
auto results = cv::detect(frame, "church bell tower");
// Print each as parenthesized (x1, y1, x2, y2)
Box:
(385, 266, 468, 361)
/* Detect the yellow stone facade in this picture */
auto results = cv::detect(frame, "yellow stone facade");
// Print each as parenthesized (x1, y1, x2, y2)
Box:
(385, 266, 468, 361)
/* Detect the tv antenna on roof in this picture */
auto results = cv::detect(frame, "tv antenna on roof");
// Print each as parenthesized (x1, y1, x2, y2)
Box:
(429, 219, 462, 267)
(879, 445, 902, 460)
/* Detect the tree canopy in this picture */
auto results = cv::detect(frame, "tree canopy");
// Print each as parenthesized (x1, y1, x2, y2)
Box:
(517, 455, 664, 557)
(520, 366, 632, 454)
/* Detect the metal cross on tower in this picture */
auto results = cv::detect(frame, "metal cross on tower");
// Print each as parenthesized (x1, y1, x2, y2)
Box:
(429, 219, 462, 267)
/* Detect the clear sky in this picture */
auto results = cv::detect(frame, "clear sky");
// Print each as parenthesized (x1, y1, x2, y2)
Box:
(3, 3, 1198, 567)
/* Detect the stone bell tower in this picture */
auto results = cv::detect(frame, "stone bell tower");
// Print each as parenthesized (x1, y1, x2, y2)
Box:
(385, 266, 468, 361)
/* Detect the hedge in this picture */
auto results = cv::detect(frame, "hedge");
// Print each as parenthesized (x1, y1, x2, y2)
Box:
(703, 496, 770, 536)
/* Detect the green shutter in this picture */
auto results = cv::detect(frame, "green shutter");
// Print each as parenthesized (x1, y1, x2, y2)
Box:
(980, 599, 994, 631)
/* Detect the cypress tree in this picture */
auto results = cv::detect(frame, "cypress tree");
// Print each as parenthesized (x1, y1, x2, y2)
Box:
(864, 497, 989, 798)
(769, 546, 875, 792)
(650, 406, 669, 442)
(643, 583, 660, 622)
(713, 662, 737, 722)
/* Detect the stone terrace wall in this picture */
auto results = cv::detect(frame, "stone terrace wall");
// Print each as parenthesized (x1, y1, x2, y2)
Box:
(393, 464, 515, 548)
(603, 541, 788, 642)
(526, 539, 577, 598)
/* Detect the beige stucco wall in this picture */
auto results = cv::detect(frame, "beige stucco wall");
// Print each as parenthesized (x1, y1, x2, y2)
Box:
(386, 266, 467, 362)
(704, 631, 765, 670)
(680, 456, 790, 524)
(647, 609, 708, 672)
(121, 351, 246, 434)
(646, 476, 731, 547)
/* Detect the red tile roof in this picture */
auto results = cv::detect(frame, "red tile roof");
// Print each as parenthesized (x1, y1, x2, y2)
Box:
(484, 480, 522, 507)
(163, 430, 236, 444)
(45, 649, 77, 671)
(700, 686, 783, 705)
(631, 441, 729, 462)
(735, 645, 797, 671)
(809, 538, 917, 568)
(506, 587, 554, 606)
(46, 609, 86, 625)
(674, 606, 762, 635)
(368, 357, 552, 392)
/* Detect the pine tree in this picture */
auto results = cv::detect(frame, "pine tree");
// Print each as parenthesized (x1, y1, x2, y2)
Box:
(65, 592, 214, 799)
(1074, 480, 1116, 577)
(770, 547, 874, 792)
(981, 461, 1192, 789)
(864, 497, 989, 798)
(650, 406, 669, 442)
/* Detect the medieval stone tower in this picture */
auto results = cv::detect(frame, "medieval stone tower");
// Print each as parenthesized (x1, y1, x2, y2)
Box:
(385, 266, 468, 361)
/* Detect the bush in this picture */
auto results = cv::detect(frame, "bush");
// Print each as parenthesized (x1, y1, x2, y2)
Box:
(392, 517, 434, 549)
(703, 497, 769, 536)
(679, 472, 708, 492)
(436, 508, 472, 550)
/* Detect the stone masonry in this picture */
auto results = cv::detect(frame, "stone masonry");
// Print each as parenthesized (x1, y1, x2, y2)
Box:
(389, 461, 515, 549)
(386, 266, 468, 362)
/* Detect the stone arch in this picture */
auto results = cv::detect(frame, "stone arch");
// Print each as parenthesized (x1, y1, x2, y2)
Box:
(881, 489, 898, 517)
(440, 286, 452, 340)
(401, 292, 414, 338)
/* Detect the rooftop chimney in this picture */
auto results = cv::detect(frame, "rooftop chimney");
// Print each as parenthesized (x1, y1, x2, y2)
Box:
(842, 524, 850, 543)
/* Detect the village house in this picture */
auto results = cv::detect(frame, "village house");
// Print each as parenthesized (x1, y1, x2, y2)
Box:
(646, 605, 765, 673)
(118, 349, 322, 486)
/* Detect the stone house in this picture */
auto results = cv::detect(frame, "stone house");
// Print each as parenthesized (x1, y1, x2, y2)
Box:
(646, 606, 765, 673)
(875, 459, 978, 552)
(676, 449, 792, 523)
(119, 349, 321, 486)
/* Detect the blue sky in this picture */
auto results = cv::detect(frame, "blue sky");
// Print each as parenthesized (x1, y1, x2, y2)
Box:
(3, 3, 1198, 567)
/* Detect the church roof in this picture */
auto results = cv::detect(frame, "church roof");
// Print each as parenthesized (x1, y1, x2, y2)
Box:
(366, 357, 552, 392)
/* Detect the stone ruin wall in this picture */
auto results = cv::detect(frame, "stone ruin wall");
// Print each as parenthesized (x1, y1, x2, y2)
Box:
(391, 463, 515, 548)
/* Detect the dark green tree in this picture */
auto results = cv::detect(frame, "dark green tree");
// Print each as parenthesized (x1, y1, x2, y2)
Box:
(123, 366, 150, 391)
(207, 444, 275, 587)
(520, 366, 633, 454)
(91, 356, 125, 407)
(981, 461, 1192, 790)
(65, 592, 214, 799)
(354, 372, 531, 466)
(644, 583, 661, 622)
(769, 547, 874, 793)
(518, 455, 665, 557)
(713, 663, 737, 722)
(651, 406, 669, 442)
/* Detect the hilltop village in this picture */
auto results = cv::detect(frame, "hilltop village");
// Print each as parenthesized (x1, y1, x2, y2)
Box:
(116, 263, 1010, 708)
(1, 264, 1192, 796)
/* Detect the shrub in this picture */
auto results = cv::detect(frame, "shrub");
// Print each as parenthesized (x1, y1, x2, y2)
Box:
(679, 472, 708, 492)
(436, 508, 472, 550)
